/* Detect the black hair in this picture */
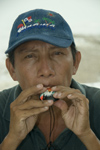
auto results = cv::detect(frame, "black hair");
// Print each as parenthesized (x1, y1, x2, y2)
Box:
(70, 42, 77, 62)
(7, 50, 15, 67)
(7, 42, 77, 67)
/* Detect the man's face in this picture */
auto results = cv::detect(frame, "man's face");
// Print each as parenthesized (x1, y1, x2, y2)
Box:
(7, 40, 80, 90)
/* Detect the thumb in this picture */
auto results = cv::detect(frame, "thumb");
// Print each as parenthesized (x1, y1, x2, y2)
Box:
(54, 100, 69, 115)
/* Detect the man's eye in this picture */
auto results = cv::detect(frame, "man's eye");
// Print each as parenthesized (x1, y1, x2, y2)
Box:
(25, 54, 33, 58)
(25, 54, 36, 59)
(54, 51, 63, 55)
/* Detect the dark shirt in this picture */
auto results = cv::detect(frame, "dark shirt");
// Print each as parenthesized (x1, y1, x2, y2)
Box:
(0, 79, 100, 150)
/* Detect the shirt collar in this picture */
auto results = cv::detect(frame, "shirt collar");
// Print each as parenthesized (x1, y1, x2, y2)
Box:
(71, 79, 86, 96)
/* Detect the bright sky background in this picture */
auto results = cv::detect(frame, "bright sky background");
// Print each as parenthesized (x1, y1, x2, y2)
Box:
(0, 0, 100, 53)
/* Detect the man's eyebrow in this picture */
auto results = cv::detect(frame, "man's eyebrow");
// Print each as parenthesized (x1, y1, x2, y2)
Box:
(17, 45, 65, 53)
(17, 47, 38, 53)
(49, 46, 62, 50)
(49, 46, 67, 51)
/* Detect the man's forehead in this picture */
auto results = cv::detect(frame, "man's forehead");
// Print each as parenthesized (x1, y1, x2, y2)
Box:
(15, 40, 68, 52)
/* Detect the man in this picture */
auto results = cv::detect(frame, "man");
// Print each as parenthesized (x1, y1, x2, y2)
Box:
(0, 9, 100, 150)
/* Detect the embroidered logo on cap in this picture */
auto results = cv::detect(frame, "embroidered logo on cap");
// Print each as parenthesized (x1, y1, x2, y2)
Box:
(17, 16, 32, 29)
(48, 12, 55, 17)
(17, 14, 55, 36)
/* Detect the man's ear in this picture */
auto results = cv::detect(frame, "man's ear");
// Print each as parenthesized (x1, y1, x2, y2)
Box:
(73, 51, 81, 75)
(6, 58, 17, 81)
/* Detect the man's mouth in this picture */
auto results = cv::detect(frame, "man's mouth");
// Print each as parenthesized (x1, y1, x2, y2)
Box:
(43, 84, 55, 88)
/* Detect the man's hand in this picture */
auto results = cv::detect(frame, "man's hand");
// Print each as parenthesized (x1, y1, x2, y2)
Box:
(6, 84, 53, 148)
(52, 86, 100, 150)
(52, 85, 90, 137)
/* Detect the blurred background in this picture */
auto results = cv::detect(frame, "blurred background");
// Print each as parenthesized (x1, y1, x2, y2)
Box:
(0, 0, 100, 90)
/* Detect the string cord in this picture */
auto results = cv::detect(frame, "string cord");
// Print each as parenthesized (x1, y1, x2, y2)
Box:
(49, 106, 55, 142)
(42, 106, 55, 150)
(42, 106, 60, 150)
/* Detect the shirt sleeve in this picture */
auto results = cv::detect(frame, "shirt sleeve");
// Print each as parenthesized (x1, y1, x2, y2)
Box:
(0, 90, 10, 143)
(89, 88, 100, 140)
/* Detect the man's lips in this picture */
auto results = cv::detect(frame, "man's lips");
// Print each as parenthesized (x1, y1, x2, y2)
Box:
(42, 84, 56, 88)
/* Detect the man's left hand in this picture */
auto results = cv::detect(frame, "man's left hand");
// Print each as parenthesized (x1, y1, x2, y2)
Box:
(52, 85, 90, 137)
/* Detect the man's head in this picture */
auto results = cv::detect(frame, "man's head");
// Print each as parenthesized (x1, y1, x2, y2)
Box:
(5, 9, 81, 90)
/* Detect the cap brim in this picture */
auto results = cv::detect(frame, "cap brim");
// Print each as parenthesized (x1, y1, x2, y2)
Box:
(5, 34, 73, 54)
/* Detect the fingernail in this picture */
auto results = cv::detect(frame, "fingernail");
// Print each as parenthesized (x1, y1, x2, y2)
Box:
(44, 106, 49, 109)
(37, 84, 43, 88)
(52, 86, 56, 90)
(53, 92, 58, 97)
(67, 94, 72, 98)
(48, 100, 53, 103)
(58, 93, 62, 97)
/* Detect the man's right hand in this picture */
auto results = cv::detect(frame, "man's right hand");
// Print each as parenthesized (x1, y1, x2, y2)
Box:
(2, 84, 53, 149)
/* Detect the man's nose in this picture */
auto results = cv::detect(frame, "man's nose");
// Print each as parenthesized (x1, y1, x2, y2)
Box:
(37, 57, 55, 78)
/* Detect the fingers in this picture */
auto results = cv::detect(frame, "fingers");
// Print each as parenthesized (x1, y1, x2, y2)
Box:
(10, 84, 54, 122)
(54, 100, 69, 112)
(18, 99, 53, 110)
(52, 86, 80, 100)
(52, 85, 90, 137)
(12, 106, 50, 121)
(9, 85, 54, 142)
(10, 99, 53, 125)
(10, 98, 54, 119)
(13, 84, 47, 106)
(67, 93, 89, 106)
(52, 85, 89, 112)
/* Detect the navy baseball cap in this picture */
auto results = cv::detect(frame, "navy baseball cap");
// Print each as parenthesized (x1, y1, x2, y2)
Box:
(5, 9, 75, 54)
